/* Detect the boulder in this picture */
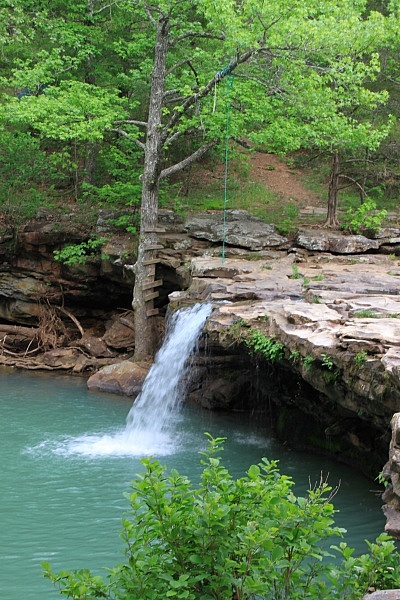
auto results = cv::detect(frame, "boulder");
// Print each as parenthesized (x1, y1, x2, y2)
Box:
(75, 333, 115, 358)
(295, 229, 380, 253)
(103, 317, 136, 350)
(87, 360, 150, 396)
(184, 210, 287, 250)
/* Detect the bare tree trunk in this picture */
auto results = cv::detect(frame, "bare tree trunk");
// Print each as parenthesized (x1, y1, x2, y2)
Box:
(132, 16, 169, 360)
(325, 151, 340, 228)
(83, 142, 99, 185)
(360, 147, 369, 204)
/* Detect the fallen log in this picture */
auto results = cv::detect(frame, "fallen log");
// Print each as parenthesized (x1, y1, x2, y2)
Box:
(0, 324, 38, 338)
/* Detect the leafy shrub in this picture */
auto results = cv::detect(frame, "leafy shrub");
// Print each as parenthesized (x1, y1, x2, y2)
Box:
(245, 330, 284, 362)
(342, 198, 387, 234)
(303, 355, 314, 371)
(354, 351, 367, 367)
(43, 436, 400, 599)
(53, 238, 107, 266)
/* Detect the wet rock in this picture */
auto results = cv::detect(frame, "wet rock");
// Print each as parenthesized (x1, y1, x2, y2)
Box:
(87, 360, 150, 396)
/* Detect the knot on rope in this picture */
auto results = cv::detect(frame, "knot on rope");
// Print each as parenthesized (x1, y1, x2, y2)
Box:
(215, 64, 233, 82)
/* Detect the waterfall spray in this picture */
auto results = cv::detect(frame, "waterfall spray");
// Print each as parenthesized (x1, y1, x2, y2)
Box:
(59, 303, 212, 457)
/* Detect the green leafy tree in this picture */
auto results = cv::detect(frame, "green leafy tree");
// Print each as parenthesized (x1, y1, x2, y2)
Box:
(43, 436, 400, 599)
(0, 0, 133, 198)
(0, 0, 394, 357)
(115, 0, 394, 358)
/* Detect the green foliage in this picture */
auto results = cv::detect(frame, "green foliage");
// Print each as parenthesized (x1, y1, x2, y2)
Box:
(376, 470, 389, 489)
(353, 309, 398, 319)
(228, 318, 249, 342)
(303, 355, 314, 372)
(43, 436, 400, 600)
(330, 536, 400, 596)
(289, 349, 301, 363)
(320, 354, 340, 384)
(342, 198, 388, 234)
(0, 0, 395, 215)
(354, 351, 367, 367)
(245, 330, 284, 363)
(353, 309, 379, 318)
(82, 182, 142, 209)
(0, 130, 59, 214)
(110, 213, 139, 235)
(53, 238, 107, 266)
(321, 353, 334, 371)
(276, 203, 300, 235)
(290, 264, 302, 279)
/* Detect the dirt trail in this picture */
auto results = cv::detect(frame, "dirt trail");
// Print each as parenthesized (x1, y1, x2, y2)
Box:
(188, 150, 325, 211)
(247, 152, 323, 205)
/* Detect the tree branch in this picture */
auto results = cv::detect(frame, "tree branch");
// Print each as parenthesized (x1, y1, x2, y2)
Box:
(144, 4, 158, 26)
(94, 1, 120, 15)
(109, 128, 145, 150)
(159, 141, 216, 179)
(170, 31, 225, 46)
(113, 119, 148, 128)
(338, 174, 366, 196)
(161, 48, 256, 144)
(166, 59, 191, 76)
(164, 127, 198, 147)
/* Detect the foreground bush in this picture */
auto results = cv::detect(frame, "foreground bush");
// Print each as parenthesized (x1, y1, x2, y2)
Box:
(43, 435, 400, 599)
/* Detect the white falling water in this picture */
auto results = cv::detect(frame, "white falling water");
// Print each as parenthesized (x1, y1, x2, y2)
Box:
(124, 302, 213, 439)
(52, 302, 213, 457)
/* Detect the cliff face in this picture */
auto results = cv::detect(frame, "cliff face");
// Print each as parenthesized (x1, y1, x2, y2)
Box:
(1, 208, 400, 482)
(175, 254, 400, 479)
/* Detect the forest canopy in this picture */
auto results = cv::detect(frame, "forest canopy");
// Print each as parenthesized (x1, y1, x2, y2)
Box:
(0, 0, 399, 356)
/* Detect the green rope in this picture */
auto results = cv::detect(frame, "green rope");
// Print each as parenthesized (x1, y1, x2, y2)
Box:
(222, 72, 234, 264)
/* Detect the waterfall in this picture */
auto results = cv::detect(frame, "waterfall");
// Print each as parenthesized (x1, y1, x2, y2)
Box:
(57, 302, 212, 457)
(124, 302, 213, 442)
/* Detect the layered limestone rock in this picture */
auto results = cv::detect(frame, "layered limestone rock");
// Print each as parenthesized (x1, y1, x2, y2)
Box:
(169, 251, 400, 478)
(1, 208, 400, 485)
(382, 413, 400, 540)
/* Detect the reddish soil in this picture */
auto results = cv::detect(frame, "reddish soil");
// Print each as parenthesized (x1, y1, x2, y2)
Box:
(186, 150, 325, 210)
(247, 152, 323, 205)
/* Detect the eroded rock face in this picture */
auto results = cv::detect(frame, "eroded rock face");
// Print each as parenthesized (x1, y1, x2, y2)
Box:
(1, 207, 400, 487)
(169, 252, 400, 478)
(295, 228, 380, 253)
(382, 413, 400, 539)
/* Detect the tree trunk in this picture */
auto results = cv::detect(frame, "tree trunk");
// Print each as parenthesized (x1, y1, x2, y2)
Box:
(132, 17, 169, 360)
(325, 151, 340, 228)
(83, 142, 99, 185)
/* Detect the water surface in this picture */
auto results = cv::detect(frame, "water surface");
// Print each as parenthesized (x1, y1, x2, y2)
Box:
(0, 369, 385, 600)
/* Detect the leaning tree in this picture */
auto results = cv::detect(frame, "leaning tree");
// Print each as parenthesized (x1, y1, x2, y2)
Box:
(118, 0, 392, 357)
